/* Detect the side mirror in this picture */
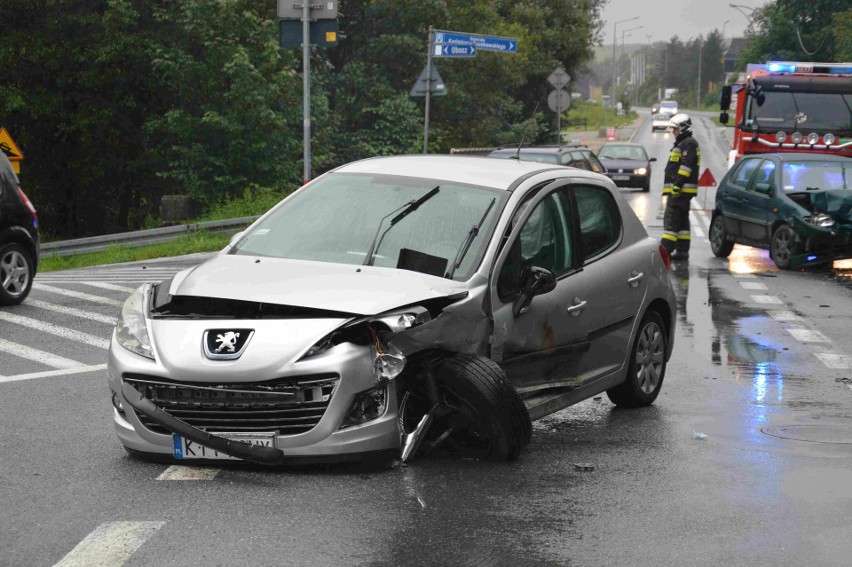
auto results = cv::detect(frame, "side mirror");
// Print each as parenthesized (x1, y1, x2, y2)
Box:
(512, 265, 557, 316)
(720, 85, 732, 110)
(754, 182, 772, 195)
(720, 111, 729, 125)
(649, 157, 657, 162)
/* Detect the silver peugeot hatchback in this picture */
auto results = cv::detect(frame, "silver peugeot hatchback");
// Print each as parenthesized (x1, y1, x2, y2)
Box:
(108, 155, 677, 466)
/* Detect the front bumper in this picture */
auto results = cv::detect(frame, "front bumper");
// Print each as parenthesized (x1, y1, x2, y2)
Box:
(108, 334, 401, 464)
(605, 172, 650, 188)
(789, 220, 852, 267)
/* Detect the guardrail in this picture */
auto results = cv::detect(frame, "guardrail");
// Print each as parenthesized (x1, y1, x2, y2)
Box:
(40, 216, 260, 258)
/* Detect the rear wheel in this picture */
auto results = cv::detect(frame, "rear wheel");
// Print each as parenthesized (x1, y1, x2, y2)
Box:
(770, 225, 800, 270)
(709, 215, 734, 258)
(412, 355, 531, 461)
(0, 243, 34, 306)
(606, 311, 667, 408)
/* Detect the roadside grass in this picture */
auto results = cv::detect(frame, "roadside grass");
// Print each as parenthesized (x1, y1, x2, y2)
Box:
(39, 230, 232, 272)
(39, 186, 291, 273)
(563, 100, 636, 131)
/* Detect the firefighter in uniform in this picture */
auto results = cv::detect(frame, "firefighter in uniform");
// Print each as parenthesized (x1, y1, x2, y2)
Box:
(661, 113, 700, 259)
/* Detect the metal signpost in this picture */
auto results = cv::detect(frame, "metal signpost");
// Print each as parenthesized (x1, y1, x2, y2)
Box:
(277, 1, 339, 183)
(547, 66, 571, 144)
(421, 28, 518, 153)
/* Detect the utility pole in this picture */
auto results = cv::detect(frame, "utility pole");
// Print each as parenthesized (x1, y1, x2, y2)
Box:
(611, 17, 638, 111)
(697, 38, 703, 109)
(302, 2, 311, 182)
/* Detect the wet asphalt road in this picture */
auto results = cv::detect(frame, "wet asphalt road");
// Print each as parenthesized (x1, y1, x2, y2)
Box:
(1, 114, 852, 566)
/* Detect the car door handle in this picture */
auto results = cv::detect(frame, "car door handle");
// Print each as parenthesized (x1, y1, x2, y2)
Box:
(566, 298, 587, 316)
(627, 271, 644, 287)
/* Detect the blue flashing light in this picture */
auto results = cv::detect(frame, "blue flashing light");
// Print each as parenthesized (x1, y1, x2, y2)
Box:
(807, 255, 818, 261)
(767, 63, 796, 73)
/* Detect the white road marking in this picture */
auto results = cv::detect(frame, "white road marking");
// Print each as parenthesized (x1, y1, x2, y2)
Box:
(751, 294, 784, 305)
(733, 274, 758, 278)
(157, 465, 220, 481)
(0, 312, 110, 349)
(768, 310, 802, 322)
(786, 328, 831, 343)
(0, 337, 82, 369)
(689, 211, 704, 238)
(739, 281, 768, 290)
(32, 283, 123, 306)
(81, 282, 137, 293)
(26, 299, 118, 325)
(52, 521, 165, 567)
(0, 364, 107, 383)
(814, 352, 852, 369)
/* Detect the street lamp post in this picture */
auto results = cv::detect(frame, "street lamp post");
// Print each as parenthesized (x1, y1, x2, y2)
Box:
(722, 19, 730, 43)
(729, 3, 756, 28)
(697, 38, 703, 109)
(611, 16, 639, 112)
(618, 25, 643, 110)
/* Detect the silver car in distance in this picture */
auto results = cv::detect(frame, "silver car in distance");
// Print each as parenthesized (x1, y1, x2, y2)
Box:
(108, 155, 677, 466)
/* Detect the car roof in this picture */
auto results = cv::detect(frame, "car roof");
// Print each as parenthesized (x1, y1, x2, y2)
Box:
(332, 154, 565, 190)
(601, 142, 642, 147)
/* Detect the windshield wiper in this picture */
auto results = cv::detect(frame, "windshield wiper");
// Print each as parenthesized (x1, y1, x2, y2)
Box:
(363, 186, 440, 266)
(446, 197, 496, 279)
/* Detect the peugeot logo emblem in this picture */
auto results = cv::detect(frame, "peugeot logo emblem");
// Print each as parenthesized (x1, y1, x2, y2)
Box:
(618, 168, 624, 173)
(203, 329, 254, 360)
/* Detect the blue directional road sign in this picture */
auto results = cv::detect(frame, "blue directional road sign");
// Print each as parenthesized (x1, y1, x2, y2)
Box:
(434, 31, 518, 53)
(433, 43, 477, 58)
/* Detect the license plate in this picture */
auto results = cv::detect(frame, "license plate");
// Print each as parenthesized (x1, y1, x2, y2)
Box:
(612, 175, 630, 181)
(173, 432, 275, 460)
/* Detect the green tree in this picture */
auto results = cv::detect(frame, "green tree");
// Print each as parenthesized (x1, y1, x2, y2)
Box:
(739, 0, 849, 64)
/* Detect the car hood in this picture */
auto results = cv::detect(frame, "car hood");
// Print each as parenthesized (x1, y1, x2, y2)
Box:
(809, 190, 852, 221)
(169, 254, 470, 316)
(601, 159, 646, 171)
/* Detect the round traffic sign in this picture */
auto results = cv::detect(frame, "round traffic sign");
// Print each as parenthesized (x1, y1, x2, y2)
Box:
(547, 89, 571, 113)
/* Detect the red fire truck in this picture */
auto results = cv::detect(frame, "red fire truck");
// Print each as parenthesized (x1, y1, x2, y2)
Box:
(720, 61, 852, 168)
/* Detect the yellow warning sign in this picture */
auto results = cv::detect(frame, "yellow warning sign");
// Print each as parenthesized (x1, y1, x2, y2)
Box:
(0, 128, 24, 161)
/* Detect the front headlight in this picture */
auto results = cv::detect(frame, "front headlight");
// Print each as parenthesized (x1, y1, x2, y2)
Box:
(115, 284, 154, 359)
(807, 213, 835, 228)
(635, 167, 648, 175)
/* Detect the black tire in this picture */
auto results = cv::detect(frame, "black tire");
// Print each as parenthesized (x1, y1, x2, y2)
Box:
(709, 214, 734, 258)
(642, 179, 650, 193)
(606, 310, 667, 408)
(427, 354, 531, 461)
(0, 242, 34, 306)
(770, 224, 800, 270)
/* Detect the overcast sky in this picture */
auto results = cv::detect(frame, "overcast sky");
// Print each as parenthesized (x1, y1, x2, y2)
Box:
(601, 0, 770, 45)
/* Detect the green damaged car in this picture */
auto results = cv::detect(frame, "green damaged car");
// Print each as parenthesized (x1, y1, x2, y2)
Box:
(710, 153, 851, 269)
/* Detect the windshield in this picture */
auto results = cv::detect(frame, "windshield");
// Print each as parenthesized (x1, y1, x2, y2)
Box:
(598, 145, 648, 160)
(782, 161, 848, 192)
(661, 101, 677, 110)
(746, 91, 852, 133)
(231, 172, 506, 280)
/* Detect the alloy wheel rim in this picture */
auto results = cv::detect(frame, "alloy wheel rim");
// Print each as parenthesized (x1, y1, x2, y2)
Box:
(635, 322, 664, 394)
(1, 250, 29, 297)
(774, 230, 791, 263)
(710, 219, 724, 250)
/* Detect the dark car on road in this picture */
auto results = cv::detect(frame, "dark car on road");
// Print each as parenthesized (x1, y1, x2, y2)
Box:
(0, 152, 39, 305)
(488, 144, 606, 174)
(710, 153, 851, 269)
(597, 142, 657, 192)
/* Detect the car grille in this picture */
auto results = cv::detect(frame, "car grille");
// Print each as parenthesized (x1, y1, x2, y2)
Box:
(123, 373, 338, 435)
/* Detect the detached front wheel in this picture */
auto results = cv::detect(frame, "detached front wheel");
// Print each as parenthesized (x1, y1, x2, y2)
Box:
(413, 355, 531, 461)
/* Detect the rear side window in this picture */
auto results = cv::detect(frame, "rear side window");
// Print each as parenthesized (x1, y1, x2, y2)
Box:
(574, 185, 621, 262)
(730, 158, 761, 189)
